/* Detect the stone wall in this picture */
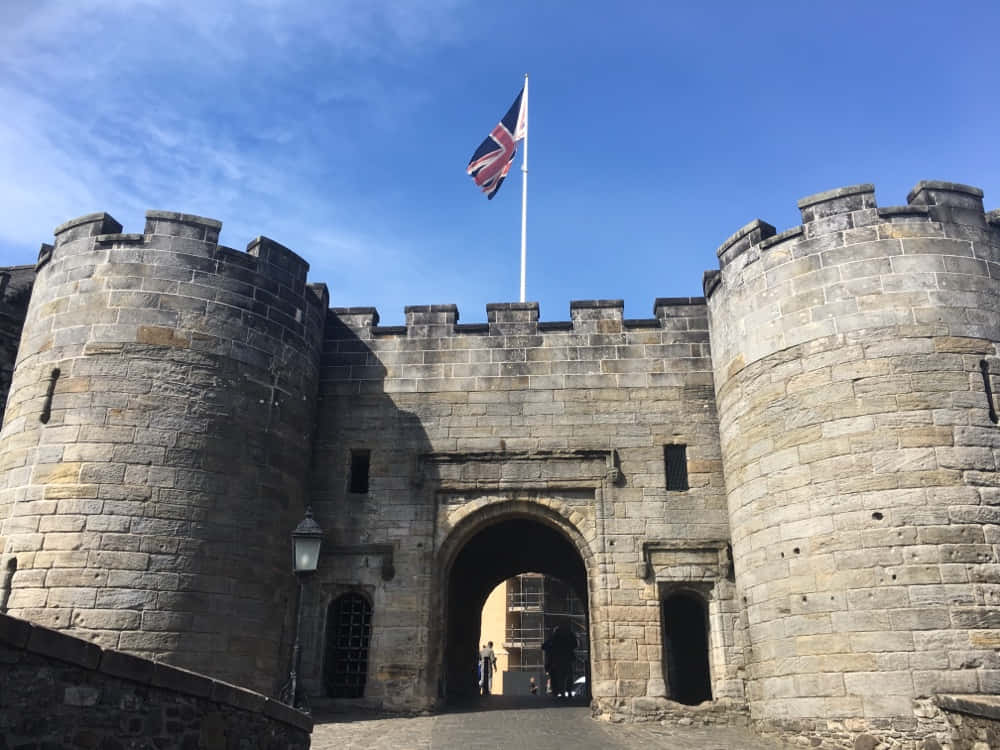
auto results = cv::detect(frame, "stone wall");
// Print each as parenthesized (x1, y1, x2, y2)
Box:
(706, 182, 1000, 747)
(0, 264, 34, 537)
(0, 612, 311, 749)
(0, 183, 997, 746)
(0, 211, 328, 694)
(307, 298, 740, 713)
(937, 694, 1000, 750)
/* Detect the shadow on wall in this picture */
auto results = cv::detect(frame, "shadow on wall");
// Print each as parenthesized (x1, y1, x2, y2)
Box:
(300, 309, 441, 710)
(300, 309, 595, 710)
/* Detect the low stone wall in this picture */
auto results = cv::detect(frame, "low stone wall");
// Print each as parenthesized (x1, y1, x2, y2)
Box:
(744, 696, 1000, 749)
(937, 695, 1000, 750)
(0, 612, 311, 749)
(593, 696, 750, 727)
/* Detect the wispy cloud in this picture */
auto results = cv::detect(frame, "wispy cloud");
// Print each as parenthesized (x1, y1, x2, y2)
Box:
(0, 0, 468, 286)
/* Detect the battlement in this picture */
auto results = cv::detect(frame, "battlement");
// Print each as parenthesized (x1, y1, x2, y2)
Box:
(0, 266, 34, 311)
(44, 210, 322, 315)
(705, 179, 1000, 385)
(329, 297, 707, 340)
(710, 180, 998, 277)
(17, 210, 331, 366)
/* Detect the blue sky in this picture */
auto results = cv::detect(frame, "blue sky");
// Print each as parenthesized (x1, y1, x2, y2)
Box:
(1, 0, 997, 324)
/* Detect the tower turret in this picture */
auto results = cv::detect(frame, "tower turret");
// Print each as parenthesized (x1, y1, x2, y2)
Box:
(707, 182, 1000, 746)
(0, 211, 327, 694)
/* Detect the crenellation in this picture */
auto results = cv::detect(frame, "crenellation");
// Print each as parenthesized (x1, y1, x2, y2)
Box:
(705, 179, 1000, 746)
(907, 180, 984, 209)
(758, 225, 805, 255)
(334, 300, 715, 342)
(245, 235, 309, 288)
(569, 299, 624, 334)
(94, 233, 144, 245)
(623, 318, 660, 329)
(716, 219, 776, 268)
(404, 303, 459, 337)
(878, 204, 931, 220)
(487, 301, 538, 335)
(797, 183, 876, 223)
(0, 181, 998, 748)
(143, 210, 221, 243)
(52, 213, 123, 247)
(0, 208, 327, 695)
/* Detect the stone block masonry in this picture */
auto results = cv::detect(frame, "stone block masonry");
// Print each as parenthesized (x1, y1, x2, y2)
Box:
(0, 210, 328, 695)
(0, 265, 35, 506)
(0, 179, 998, 750)
(310, 297, 735, 712)
(0, 611, 311, 748)
(707, 181, 1000, 747)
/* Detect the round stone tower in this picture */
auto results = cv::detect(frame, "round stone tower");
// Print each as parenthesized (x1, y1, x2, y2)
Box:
(0, 211, 327, 694)
(706, 182, 1000, 745)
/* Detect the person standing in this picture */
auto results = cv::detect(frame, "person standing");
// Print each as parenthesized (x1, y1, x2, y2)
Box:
(480, 641, 497, 695)
(543, 624, 577, 698)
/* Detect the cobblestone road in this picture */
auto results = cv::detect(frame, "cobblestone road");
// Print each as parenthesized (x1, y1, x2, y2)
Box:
(311, 697, 789, 750)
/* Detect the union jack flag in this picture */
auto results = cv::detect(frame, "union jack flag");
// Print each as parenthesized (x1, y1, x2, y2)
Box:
(466, 88, 527, 200)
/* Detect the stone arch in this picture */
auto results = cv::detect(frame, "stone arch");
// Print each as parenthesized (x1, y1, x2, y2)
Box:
(435, 498, 597, 701)
(438, 498, 598, 576)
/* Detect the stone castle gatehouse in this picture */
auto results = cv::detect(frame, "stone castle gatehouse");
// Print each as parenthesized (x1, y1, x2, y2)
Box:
(1, 181, 999, 749)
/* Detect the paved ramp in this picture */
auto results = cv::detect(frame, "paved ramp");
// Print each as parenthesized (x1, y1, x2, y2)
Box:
(311, 696, 789, 749)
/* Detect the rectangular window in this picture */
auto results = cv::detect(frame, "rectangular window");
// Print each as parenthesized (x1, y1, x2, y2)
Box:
(349, 450, 370, 494)
(664, 445, 688, 491)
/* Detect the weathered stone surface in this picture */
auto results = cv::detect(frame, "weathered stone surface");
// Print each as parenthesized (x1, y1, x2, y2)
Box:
(0, 211, 327, 695)
(0, 612, 310, 746)
(0, 182, 998, 750)
(707, 181, 1000, 746)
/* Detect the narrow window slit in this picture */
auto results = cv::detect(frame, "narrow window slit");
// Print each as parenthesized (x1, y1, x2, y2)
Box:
(349, 450, 370, 494)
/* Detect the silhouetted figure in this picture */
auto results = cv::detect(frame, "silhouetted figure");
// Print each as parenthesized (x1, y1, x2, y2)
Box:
(542, 625, 577, 697)
(480, 641, 497, 695)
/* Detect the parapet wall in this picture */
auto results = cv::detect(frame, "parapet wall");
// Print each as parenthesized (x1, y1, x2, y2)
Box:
(0, 210, 328, 695)
(706, 180, 1000, 379)
(0, 612, 311, 748)
(325, 298, 712, 396)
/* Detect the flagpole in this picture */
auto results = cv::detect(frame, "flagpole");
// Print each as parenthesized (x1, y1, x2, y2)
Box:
(519, 73, 528, 303)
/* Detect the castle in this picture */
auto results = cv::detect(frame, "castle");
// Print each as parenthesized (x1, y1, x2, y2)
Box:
(1, 180, 998, 749)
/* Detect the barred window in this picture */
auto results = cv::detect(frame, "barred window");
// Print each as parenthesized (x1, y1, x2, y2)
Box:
(664, 445, 689, 491)
(324, 593, 372, 698)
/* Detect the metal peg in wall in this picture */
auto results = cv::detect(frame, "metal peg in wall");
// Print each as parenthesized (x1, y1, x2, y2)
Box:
(39, 367, 60, 424)
(980, 360, 997, 424)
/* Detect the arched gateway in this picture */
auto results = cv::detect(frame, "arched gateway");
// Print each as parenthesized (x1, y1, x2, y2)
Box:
(294, 304, 741, 719)
(4, 183, 999, 748)
(436, 501, 595, 699)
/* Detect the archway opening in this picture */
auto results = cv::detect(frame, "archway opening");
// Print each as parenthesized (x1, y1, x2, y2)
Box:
(661, 590, 712, 705)
(479, 573, 589, 696)
(445, 517, 589, 701)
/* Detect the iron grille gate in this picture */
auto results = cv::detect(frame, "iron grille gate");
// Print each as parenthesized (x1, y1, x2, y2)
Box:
(324, 593, 372, 698)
